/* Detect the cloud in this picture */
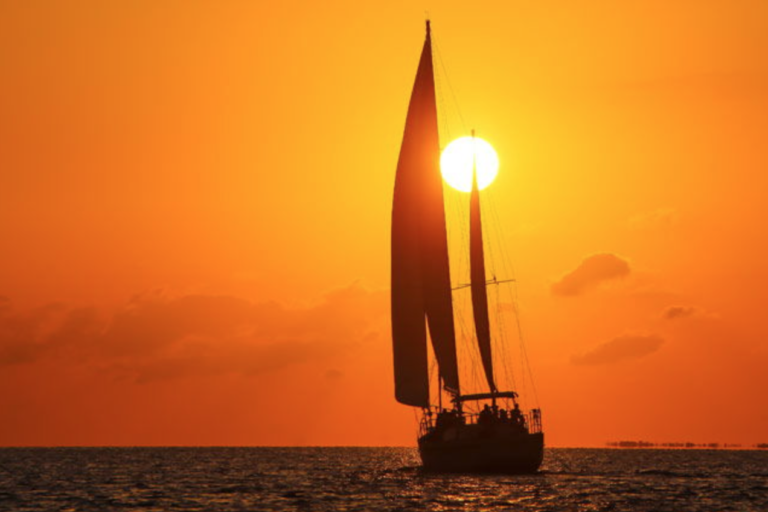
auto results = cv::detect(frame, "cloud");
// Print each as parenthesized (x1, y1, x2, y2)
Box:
(0, 285, 387, 382)
(0, 296, 10, 314)
(552, 253, 631, 297)
(662, 305, 698, 320)
(325, 369, 344, 381)
(628, 208, 679, 229)
(572, 333, 664, 366)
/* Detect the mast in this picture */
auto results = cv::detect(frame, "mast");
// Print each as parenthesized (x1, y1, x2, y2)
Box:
(469, 130, 498, 394)
(391, 21, 461, 407)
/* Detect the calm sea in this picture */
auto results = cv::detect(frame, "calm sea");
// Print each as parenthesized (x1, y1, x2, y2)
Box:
(0, 447, 765, 511)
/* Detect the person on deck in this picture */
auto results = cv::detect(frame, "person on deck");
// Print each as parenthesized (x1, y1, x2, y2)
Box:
(478, 404, 493, 426)
(510, 403, 524, 431)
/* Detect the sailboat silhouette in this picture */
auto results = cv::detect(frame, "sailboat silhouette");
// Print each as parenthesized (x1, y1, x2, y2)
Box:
(391, 21, 544, 473)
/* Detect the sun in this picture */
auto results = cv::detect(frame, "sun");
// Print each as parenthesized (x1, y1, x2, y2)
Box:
(440, 136, 499, 192)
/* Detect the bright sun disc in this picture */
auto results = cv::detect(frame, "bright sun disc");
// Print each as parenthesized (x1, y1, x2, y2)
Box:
(440, 136, 499, 192)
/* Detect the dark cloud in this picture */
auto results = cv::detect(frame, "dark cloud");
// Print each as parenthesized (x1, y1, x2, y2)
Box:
(0, 285, 386, 382)
(0, 301, 70, 365)
(662, 305, 697, 320)
(572, 333, 664, 366)
(552, 253, 631, 297)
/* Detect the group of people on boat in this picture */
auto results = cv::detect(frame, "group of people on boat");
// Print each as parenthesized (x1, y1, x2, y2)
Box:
(477, 402, 527, 431)
(429, 402, 528, 434)
(434, 408, 465, 430)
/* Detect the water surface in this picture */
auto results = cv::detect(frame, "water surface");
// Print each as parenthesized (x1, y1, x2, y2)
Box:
(0, 447, 765, 511)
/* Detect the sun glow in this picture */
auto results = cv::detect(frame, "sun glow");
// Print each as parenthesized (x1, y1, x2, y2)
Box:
(440, 136, 499, 192)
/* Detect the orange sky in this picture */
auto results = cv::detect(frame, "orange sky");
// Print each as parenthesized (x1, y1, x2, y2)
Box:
(1, 0, 767, 447)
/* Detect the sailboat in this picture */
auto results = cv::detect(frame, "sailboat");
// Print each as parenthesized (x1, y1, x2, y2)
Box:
(391, 21, 544, 473)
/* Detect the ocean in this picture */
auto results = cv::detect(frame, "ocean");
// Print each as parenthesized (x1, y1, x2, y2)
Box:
(0, 447, 765, 511)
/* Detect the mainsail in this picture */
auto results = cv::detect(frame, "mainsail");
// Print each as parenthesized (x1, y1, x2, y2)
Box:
(391, 21, 460, 407)
(469, 162, 497, 393)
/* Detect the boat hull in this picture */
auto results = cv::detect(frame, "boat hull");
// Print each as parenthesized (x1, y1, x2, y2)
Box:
(418, 425, 544, 473)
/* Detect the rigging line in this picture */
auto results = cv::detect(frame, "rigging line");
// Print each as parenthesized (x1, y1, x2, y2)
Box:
(482, 201, 505, 387)
(412, 407, 421, 431)
(452, 278, 515, 291)
(447, 188, 474, 396)
(432, 34, 468, 134)
(484, 193, 517, 304)
(443, 197, 467, 395)
(452, 264, 482, 396)
(454, 264, 474, 389)
(484, 190, 514, 314)
(491, 217, 521, 396)
(458, 185, 484, 394)
(489, 274, 513, 393)
(499, 281, 519, 395)
(503, 277, 539, 408)
(432, 53, 449, 146)
(482, 191, 515, 386)
(485, 189, 539, 408)
(508, 288, 527, 402)
(434, 60, 451, 148)
(449, 189, 469, 286)
(499, 286, 519, 393)
(491, 277, 516, 392)
(483, 216, 517, 396)
(485, 189, 531, 403)
(433, 33, 530, 403)
(489, 201, 539, 407)
(442, 189, 464, 288)
(488, 187, 517, 284)
(447, 189, 474, 396)
(457, 291, 482, 393)
(431, 26, 454, 152)
(516, 298, 540, 407)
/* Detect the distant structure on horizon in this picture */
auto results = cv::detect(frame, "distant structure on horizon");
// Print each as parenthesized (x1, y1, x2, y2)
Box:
(606, 441, 767, 449)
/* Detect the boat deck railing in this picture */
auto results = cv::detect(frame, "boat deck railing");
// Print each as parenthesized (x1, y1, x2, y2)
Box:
(527, 409, 543, 434)
(420, 408, 543, 436)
